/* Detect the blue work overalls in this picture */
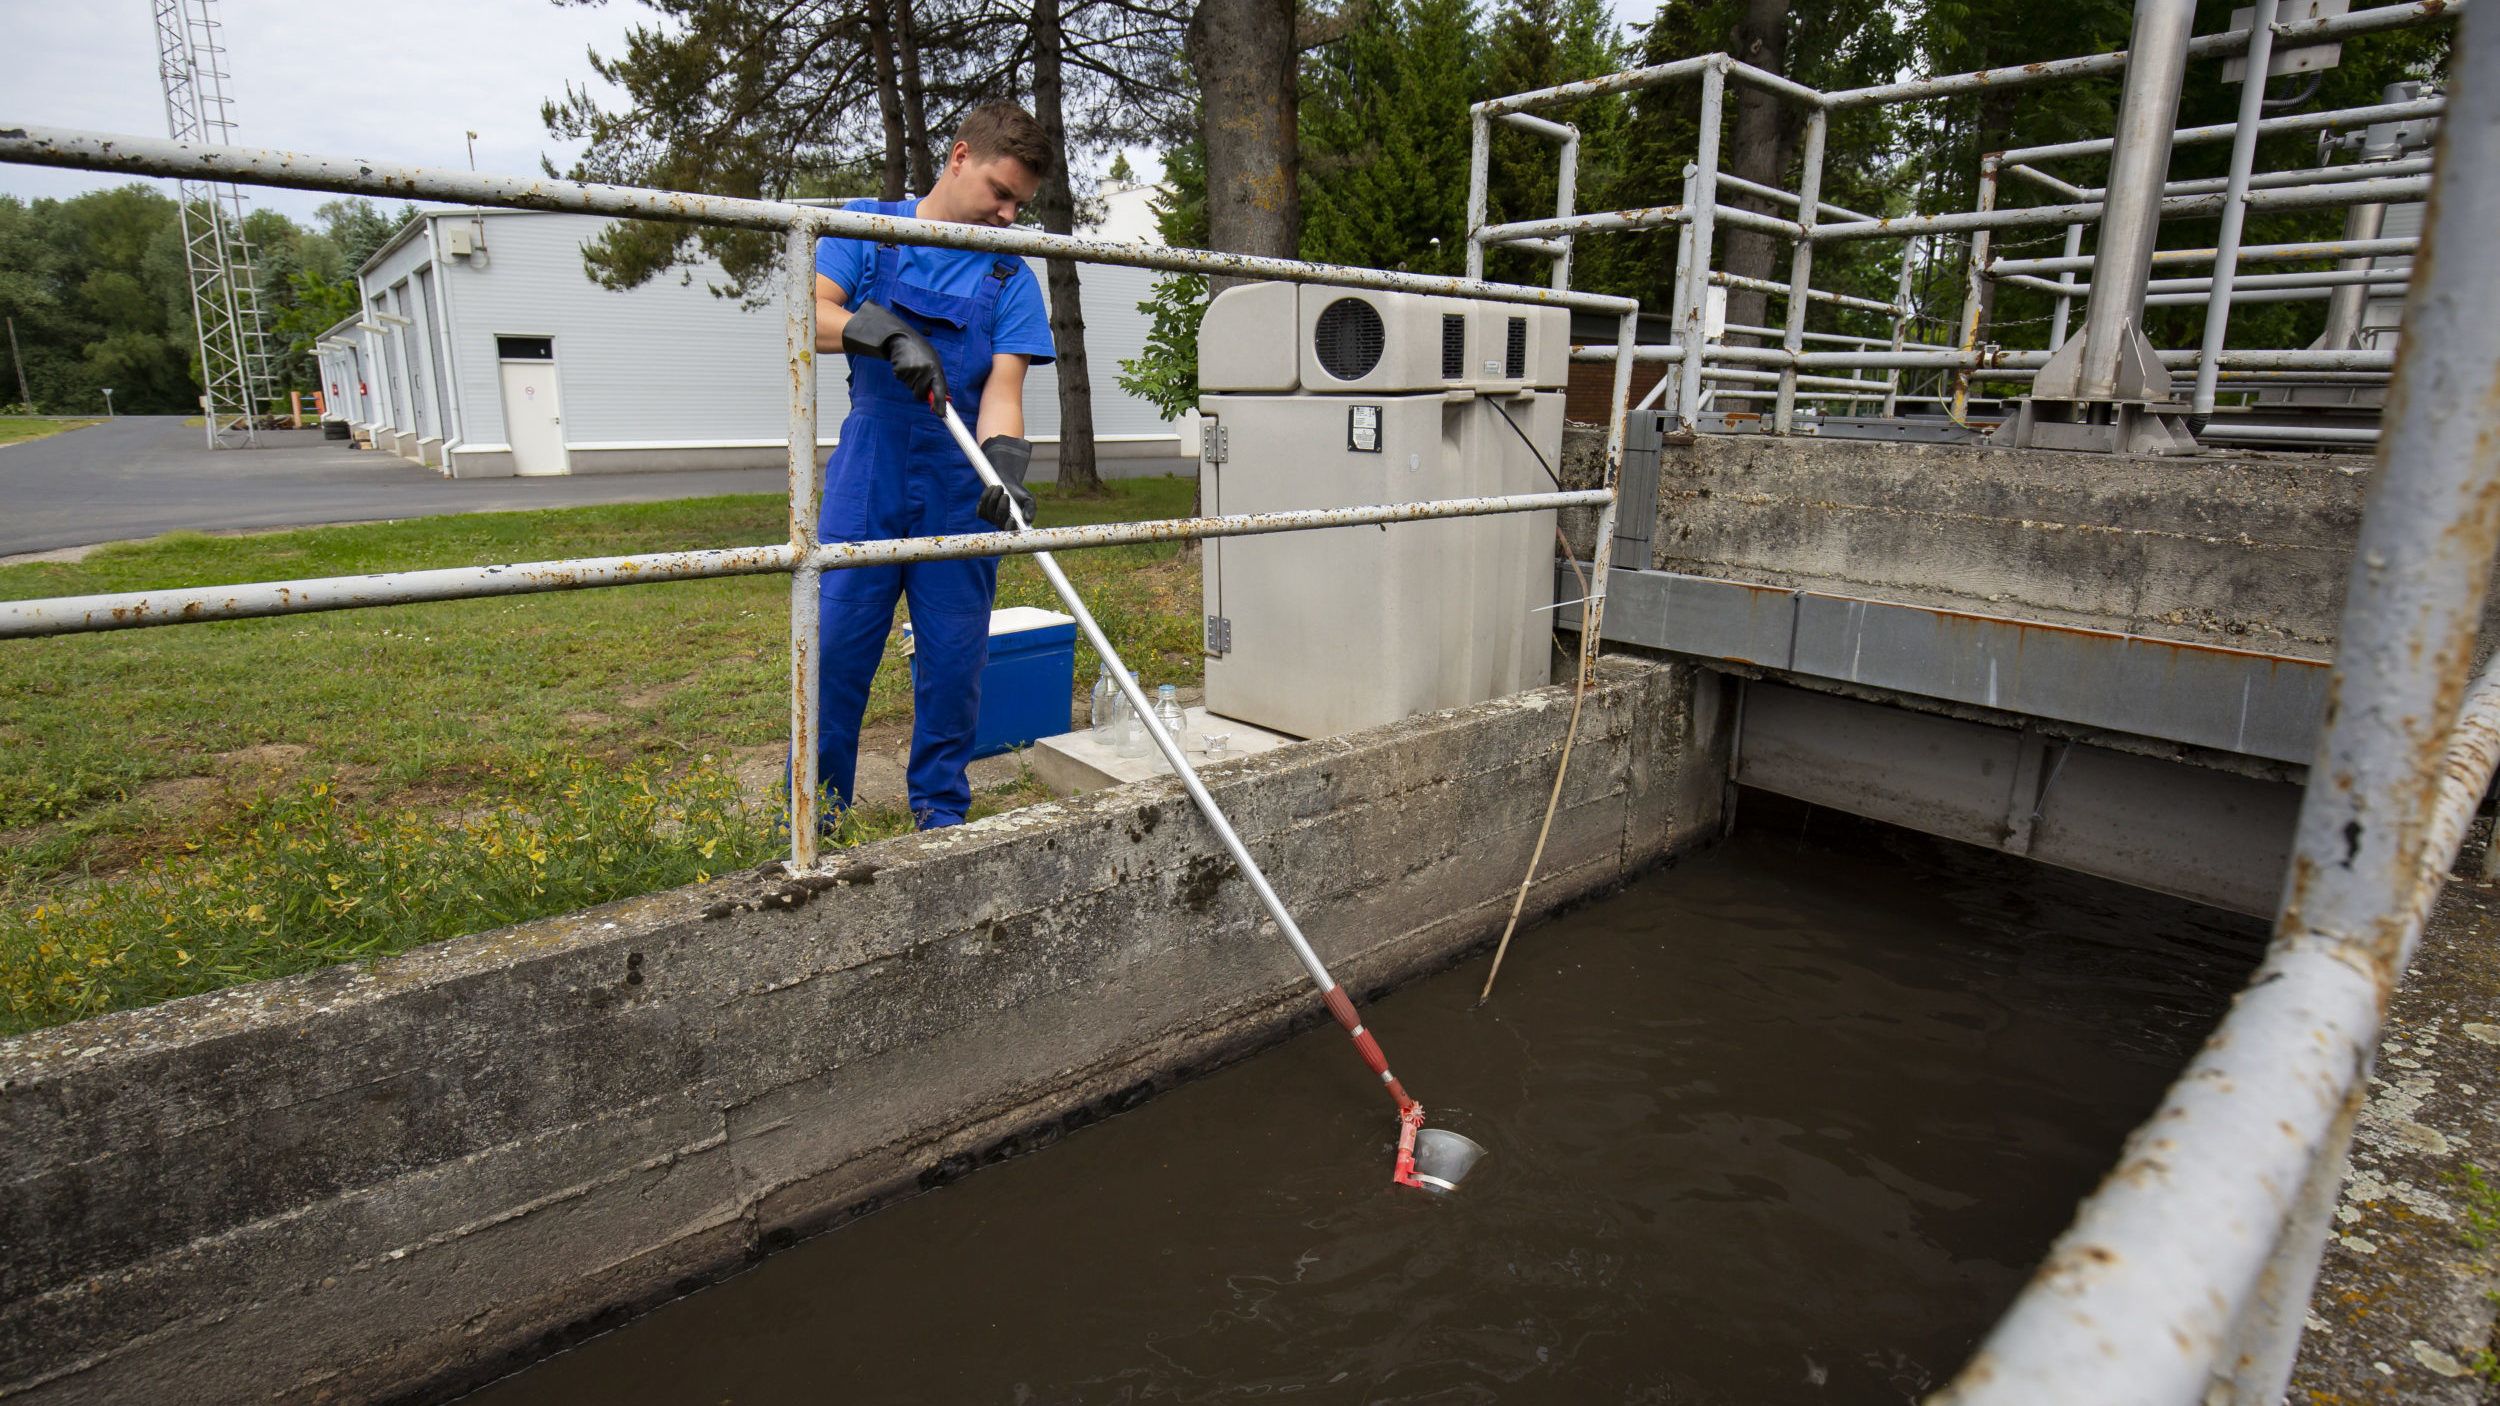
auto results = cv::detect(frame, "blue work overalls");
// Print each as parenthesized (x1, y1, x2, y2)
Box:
(817, 215, 1018, 829)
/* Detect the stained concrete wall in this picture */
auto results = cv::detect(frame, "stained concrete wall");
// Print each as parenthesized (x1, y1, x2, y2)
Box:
(0, 659, 1727, 1406)
(1556, 427, 2489, 662)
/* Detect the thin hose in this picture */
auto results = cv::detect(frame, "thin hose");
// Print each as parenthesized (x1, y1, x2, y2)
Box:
(1476, 397, 1599, 1007)
(1474, 628, 1593, 1007)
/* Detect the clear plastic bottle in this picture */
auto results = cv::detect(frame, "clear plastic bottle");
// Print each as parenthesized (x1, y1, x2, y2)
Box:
(1116, 672, 1150, 756)
(1153, 683, 1187, 744)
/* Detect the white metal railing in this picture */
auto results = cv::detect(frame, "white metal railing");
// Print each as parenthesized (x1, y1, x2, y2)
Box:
(0, 123, 1644, 877)
(1461, 0, 2462, 430)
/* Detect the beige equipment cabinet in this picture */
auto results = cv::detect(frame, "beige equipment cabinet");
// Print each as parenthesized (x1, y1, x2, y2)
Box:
(1197, 282, 1569, 740)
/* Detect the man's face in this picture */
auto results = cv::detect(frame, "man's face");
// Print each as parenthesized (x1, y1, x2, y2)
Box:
(939, 144, 1042, 227)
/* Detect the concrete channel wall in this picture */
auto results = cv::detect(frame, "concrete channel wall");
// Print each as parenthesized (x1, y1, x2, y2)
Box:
(1557, 427, 2485, 660)
(0, 659, 1728, 1406)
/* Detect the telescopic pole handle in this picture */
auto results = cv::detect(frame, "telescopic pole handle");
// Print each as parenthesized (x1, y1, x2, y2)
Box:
(937, 405, 1418, 1116)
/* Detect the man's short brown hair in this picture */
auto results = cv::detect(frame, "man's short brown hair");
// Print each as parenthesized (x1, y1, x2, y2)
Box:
(956, 103, 1056, 180)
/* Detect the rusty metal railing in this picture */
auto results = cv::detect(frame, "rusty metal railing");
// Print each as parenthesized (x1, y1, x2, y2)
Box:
(1463, 0, 2463, 431)
(1486, 3, 2500, 1400)
(1932, 11, 2500, 1399)
(0, 124, 1643, 873)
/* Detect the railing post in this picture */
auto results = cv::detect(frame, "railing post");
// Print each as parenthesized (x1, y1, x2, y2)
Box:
(1882, 234, 1918, 416)
(1466, 110, 1491, 282)
(1775, 108, 1827, 434)
(2071, 0, 2198, 402)
(2192, 0, 2280, 416)
(1949, 153, 1997, 421)
(1552, 125, 1580, 293)
(1664, 165, 1698, 420)
(2317, 199, 2390, 350)
(2048, 221, 2085, 349)
(1675, 58, 1727, 431)
(1581, 311, 1637, 673)
(784, 223, 823, 871)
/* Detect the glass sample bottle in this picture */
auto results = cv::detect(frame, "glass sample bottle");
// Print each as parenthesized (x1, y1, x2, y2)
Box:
(1089, 665, 1119, 731)
(1153, 683, 1186, 743)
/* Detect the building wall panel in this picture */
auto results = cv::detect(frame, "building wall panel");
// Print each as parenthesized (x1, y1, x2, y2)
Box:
(408, 212, 1178, 459)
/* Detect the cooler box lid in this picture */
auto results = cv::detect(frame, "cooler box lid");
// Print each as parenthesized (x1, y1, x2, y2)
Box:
(989, 606, 1075, 637)
(901, 607, 1076, 656)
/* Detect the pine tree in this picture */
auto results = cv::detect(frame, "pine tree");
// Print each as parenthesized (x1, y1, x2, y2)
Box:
(1300, 0, 1478, 277)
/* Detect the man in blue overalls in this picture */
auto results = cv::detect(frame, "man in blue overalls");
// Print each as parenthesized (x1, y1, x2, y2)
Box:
(813, 103, 1057, 830)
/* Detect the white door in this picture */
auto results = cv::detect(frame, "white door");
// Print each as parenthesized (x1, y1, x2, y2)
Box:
(499, 358, 569, 476)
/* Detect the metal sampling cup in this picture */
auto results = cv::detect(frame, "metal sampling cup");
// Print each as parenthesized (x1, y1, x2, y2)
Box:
(1408, 1127, 1488, 1193)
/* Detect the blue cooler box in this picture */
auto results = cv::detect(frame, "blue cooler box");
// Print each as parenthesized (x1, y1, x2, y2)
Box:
(904, 607, 1077, 759)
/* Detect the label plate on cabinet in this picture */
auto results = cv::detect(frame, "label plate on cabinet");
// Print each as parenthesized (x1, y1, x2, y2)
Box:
(1347, 404, 1382, 453)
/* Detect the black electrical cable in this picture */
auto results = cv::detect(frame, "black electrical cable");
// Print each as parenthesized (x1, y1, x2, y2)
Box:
(2263, 72, 2326, 109)
(1480, 390, 1592, 668)
(1487, 394, 1565, 490)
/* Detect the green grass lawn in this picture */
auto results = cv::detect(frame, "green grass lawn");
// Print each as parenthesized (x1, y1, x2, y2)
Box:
(0, 477, 1203, 1032)
(0, 416, 104, 447)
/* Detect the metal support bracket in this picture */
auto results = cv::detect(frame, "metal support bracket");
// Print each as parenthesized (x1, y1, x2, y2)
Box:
(2003, 319, 2199, 454)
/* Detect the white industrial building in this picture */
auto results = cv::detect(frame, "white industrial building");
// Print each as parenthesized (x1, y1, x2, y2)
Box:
(313, 208, 1183, 479)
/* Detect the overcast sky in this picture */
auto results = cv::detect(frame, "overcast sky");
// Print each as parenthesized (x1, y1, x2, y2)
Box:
(1, 0, 1663, 226)
(1, 0, 641, 224)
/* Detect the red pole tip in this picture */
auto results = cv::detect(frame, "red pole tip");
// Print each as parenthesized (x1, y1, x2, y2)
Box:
(1393, 1103, 1426, 1189)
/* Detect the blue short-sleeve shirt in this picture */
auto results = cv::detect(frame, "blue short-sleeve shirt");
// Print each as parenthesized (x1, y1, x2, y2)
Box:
(816, 198, 1055, 365)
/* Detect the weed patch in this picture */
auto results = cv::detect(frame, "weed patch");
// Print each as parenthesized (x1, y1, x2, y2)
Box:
(0, 417, 103, 448)
(0, 754, 775, 1035)
(2453, 1163, 2500, 1251)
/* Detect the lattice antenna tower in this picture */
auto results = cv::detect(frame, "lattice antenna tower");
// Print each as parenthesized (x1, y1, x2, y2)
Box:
(153, 0, 277, 447)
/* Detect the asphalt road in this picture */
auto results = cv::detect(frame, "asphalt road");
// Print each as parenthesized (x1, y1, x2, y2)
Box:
(0, 417, 792, 557)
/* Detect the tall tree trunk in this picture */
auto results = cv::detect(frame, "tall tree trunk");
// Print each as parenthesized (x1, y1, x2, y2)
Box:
(867, 0, 908, 201)
(1189, 0, 1300, 285)
(1032, 0, 1103, 494)
(1720, 0, 1792, 342)
(896, 0, 935, 194)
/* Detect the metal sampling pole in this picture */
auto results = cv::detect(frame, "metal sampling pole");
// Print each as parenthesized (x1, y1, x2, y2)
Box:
(2069, 0, 2198, 401)
(935, 403, 1440, 1186)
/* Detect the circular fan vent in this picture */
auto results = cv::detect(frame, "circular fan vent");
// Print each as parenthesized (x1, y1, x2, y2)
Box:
(1312, 297, 1386, 381)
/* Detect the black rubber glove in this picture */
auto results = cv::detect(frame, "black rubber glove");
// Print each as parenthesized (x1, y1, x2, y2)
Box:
(841, 301, 948, 412)
(978, 435, 1037, 530)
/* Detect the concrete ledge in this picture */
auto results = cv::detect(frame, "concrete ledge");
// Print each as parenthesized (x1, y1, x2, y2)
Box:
(1558, 427, 2500, 662)
(447, 447, 517, 479)
(0, 659, 1724, 1405)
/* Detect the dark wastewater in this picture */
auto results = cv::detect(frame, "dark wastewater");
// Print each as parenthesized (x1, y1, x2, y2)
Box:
(470, 800, 2266, 1405)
